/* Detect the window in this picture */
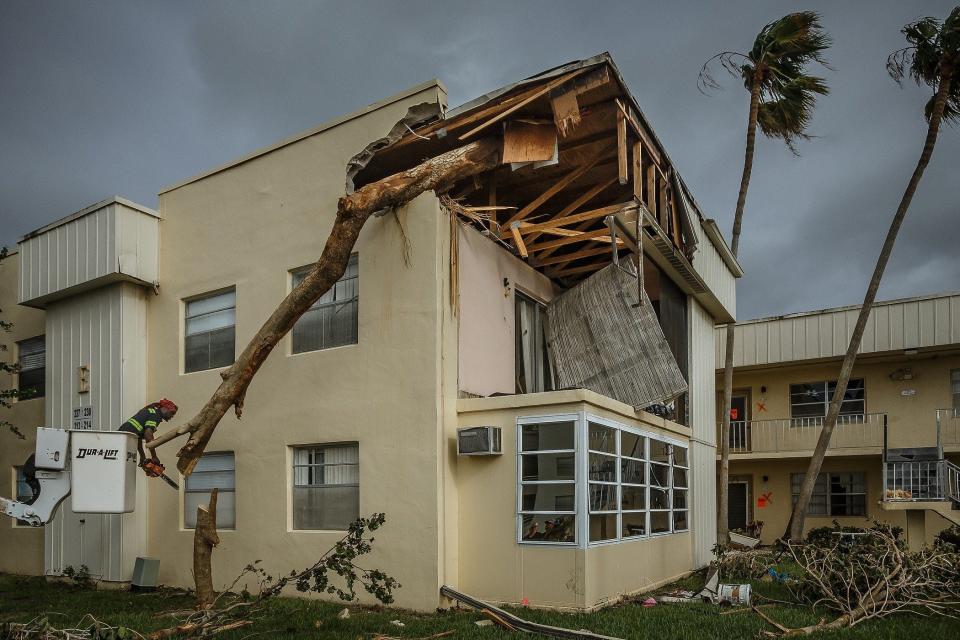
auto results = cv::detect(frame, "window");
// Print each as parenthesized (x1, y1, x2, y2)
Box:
(789, 379, 865, 420)
(13, 466, 34, 527)
(184, 452, 236, 529)
(519, 420, 576, 543)
(291, 255, 359, 354)
(185, 290, 236, 373)
(518, 415, 689, 546)
(951, 369, 960, 415)
(791, 472, 866, 516)
(515, 293, 553, 394)
(292, 444, 359, 530)
(17, 336, 45, 399)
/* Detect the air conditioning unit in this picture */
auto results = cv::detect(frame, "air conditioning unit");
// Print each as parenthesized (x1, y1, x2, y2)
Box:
(457, 426, 502, 456)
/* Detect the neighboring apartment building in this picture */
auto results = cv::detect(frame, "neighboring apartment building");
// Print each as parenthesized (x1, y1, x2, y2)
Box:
(717, 293, 960, 549)
(0, 54, 740, 611)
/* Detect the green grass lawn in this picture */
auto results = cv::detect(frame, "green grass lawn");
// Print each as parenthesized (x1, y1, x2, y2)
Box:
(1, 571, 958, 640)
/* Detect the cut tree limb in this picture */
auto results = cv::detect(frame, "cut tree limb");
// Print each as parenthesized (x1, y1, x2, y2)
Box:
(149, 137, 501, 474)
(194, 488, 220, 607)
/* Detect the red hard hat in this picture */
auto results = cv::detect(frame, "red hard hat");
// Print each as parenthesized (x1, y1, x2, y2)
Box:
(157, 398, 178, 413)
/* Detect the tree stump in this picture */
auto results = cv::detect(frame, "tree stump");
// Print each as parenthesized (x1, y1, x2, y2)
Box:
(194, 488, 220, 606)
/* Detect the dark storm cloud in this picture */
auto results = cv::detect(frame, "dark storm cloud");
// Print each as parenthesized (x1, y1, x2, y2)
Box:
(1, 0, 957, 319)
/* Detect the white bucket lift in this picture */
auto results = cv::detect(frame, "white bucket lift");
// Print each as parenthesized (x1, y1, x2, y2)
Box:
(1, 428, 138, 526)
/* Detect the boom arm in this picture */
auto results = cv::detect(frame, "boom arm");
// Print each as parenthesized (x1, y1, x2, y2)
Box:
(2, 427, 139, 526)
(0, 468, 70, 527)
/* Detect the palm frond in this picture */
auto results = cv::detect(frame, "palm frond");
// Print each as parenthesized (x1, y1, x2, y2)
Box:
(888, 7, 960, 123)
(701, 11, 831, 151)
(697, 51, 750, 94)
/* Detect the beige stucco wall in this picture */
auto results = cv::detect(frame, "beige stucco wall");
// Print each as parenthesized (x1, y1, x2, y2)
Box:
(455, 390, 692, 609)
(728, 455, 956, 546)
(720, 352, 960, 450)
(456, 224, 557, 397)
(0, 251, 46, 575)
(146, 84, 454, 611)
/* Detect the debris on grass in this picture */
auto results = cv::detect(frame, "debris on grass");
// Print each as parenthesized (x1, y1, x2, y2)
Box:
(338, 608, 351, 620)
(440, 585, 623, 640)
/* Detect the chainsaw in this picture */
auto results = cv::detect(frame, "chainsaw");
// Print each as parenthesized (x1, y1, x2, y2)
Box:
(142, 461, 179, 490)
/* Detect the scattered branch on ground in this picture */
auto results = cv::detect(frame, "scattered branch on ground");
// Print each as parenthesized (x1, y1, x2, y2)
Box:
(754, 523, 960, 636)
(149, 514, 398, 639)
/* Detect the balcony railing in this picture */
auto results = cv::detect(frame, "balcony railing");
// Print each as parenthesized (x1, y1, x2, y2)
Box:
(719, 413, 886, 455)
(883, 459, 960, 502)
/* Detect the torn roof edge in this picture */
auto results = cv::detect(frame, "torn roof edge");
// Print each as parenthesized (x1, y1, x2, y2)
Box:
(439, 52, 738, 273)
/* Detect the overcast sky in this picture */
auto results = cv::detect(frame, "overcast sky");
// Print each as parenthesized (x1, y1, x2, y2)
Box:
(1, 1, 957, 320)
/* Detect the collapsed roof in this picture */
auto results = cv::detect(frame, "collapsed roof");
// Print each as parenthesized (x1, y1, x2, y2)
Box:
(354, 52, 731, 291)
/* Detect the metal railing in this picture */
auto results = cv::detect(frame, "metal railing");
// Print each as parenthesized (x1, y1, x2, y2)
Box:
(883, 459, 960, 502)
(719, 413, 886, 454)
(946, 460, 960, 503)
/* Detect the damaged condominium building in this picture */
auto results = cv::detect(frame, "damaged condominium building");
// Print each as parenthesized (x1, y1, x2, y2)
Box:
(0, 53, 742, 610)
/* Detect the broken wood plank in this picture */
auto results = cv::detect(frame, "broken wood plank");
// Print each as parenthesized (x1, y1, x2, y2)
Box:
(459, 68, 590, 141)
(550, 260, 609, 278)
(518, 202, 635, 235)
(616, 101, 628, 185)
(632, 141, 643, 201)
(551, 90, 581, 137)
(615, 99, 662, 166)
(527, 228, 623, 253)
(440, 585, 623, 640)
(658, 173, 669, 229)
(504, 141, 616, 226)
(524, 177, 618, 245)
(645, 164, 657, 217)
(536, 245, 614, 267)
(503, 121, 558, 163)
(510, 223, 529, 258)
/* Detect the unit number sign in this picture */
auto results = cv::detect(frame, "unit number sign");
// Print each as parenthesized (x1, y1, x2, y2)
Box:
(72, 406, 95, 430)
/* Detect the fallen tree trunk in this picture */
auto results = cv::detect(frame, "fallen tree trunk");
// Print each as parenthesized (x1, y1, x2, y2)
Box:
(194, 488, 220, 607)
(149, 137, 501, 474)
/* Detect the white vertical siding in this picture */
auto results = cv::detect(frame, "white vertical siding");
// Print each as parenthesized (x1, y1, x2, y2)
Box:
(688, 299, 717, 567)
(717, 292, 960, 368)
(19, 201, 159, 306)
(690, 218, 736, 320)
(43, 282, 149, 582)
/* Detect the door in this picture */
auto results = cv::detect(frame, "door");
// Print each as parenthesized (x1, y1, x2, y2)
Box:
(729, 392, 750, 451)
(728, 481, 749, 532)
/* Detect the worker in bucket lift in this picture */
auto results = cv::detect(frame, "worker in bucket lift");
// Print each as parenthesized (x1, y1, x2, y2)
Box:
(118, 399, 178, 477)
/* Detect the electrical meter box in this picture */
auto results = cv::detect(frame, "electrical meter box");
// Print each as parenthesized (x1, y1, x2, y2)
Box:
(35, 428, 69, 470)
(70, 430, 138, 513)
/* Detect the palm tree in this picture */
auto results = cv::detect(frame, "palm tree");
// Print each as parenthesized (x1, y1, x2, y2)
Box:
(787, 7, 960, 541)
(700, 12, 830, 543)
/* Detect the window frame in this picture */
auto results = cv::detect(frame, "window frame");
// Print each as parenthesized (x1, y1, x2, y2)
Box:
(790, 471, 867, 517)
(290, 442, 360, 531)
(516, 412, 690, 548)
(16, 335, 45, 400)
(183, 287, 237, 374)
(789, 379, 866, 422)
(182, 451, 236, 530)
(517, 414, 578, 546)
(514, 291, 554, 394)
(289, 254, 360, 355)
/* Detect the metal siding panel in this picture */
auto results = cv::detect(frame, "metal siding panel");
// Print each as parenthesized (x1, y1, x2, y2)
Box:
(742, 324, 757, 367)
(932, 298, 949, 346)
(819, 314, 831, 358)
(907, 300, 924, 347)
(756, 322, 769, 365)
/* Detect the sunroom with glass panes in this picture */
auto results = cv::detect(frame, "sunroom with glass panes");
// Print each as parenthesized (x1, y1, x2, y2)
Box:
(517, 412, 689, 548)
